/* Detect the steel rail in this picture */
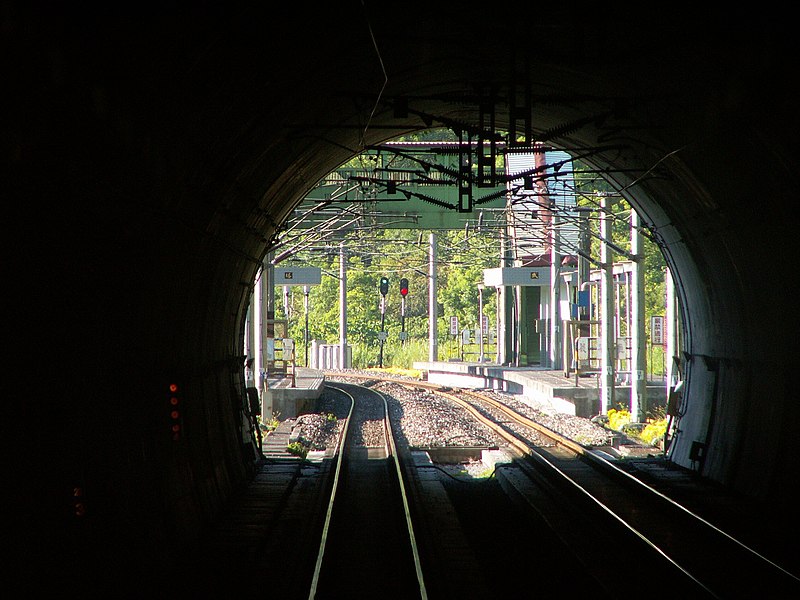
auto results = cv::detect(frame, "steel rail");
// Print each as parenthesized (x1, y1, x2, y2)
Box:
(308, 382, 428, 600)
(325, 373, 800, 595)
(454, 388, 800, 587)
(307, 384, 355, 600)
(430, 390, 716, 596)
(374, 386, 428, 599)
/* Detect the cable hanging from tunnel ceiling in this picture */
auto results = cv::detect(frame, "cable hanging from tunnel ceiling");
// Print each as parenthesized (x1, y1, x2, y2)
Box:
(618, 144, 688, 195)
(358, 0, 388, 151)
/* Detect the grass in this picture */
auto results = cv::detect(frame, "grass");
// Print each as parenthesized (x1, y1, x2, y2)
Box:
(286, 441, 308, 459)
(607, 407, 667, 447)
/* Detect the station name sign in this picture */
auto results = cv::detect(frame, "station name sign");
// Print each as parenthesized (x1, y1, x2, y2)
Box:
(273, 267, 322, 286)
(482, 267, 551, 287)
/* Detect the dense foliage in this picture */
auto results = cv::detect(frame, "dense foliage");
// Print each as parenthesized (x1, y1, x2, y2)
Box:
(277, 227, 497, 368)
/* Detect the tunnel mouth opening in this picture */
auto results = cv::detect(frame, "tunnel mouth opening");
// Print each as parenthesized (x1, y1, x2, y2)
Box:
(244, 127, 683, 425)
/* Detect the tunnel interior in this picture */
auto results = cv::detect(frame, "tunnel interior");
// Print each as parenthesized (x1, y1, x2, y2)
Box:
(11, 2, 798, 584)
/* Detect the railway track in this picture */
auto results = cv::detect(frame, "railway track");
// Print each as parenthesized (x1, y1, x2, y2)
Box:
(308, 383, 426, 599)
(326, 372, 800, 597)
(320, 380, 614, 598)
(175, 372, 799, 596)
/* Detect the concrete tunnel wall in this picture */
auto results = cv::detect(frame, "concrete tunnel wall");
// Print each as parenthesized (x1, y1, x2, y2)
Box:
(9, 2, 799, 578)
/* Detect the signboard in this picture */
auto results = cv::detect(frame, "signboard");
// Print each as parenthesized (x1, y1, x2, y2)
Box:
(483, 267, 551, 287)
(577, 337, 590, 360)
(273, 267, 322, 286)
(651, 315, 664, 345)
(377, 331, 388, 341)
(449, 316, 459, 335)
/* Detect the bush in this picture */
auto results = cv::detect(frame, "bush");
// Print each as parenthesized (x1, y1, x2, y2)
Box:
(639, 419, 667, 445)
(287, 441, 308, 459)
(607, 407, 667, 447)
(260, 414, 281, 432)
(607, 408, 632, 431)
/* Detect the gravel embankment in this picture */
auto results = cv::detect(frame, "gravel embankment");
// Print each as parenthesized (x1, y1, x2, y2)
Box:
(295, 373, 614, 452)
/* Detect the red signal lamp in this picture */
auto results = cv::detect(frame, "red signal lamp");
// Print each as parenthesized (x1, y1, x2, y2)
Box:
(168, 383, 182, 441)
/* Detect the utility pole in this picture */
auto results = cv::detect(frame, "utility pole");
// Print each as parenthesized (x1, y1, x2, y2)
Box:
(339, 243, 347, 369)
(550, 209, 562, 370)
(400, 277, 408, 346)
(379, 276, 388, 367)
(303, 285, 310, 368)
(478, 283, 485, 362)
(631, 209, 647, 421)
(600, 194, 615, 414)
(400, 295, 406, 344)
(428, 233, 438, 362)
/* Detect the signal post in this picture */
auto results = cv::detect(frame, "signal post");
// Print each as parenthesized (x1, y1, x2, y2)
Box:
(399, 277, 408, 345)
(379, 276, 388, 367)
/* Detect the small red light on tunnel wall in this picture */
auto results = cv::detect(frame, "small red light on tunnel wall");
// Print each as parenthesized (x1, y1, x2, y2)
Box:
(168, 383, 182, 441)
(72, 486, 86, 518)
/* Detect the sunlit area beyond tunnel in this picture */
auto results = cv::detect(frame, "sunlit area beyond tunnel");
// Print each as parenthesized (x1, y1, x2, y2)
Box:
(243, 128, 680, 456)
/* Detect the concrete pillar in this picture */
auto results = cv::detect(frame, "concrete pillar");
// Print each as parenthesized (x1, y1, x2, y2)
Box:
(428, 232, 438, 362)
(478, 284, 485, 362)
(600, 194, 615, 414)
(496, 230, 513, 365)
(550, 210, 562, 369)
(630, 209, 647, 421)
(495, 286, 503, 364)
(339, 242, 348, 368)
(303, 286, 310, 367)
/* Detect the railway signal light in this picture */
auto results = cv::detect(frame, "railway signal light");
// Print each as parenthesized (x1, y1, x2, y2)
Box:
(400, 278, 408, 297)
(379, 276, 389, 296)
(168, 382, 183, 441)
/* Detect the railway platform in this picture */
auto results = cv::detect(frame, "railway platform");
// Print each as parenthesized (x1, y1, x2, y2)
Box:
(413, 361, 667, 418)
(262, 367, 325, 419)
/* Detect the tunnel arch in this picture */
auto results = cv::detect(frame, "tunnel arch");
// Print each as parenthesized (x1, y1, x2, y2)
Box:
(12, 2, 797, 582)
